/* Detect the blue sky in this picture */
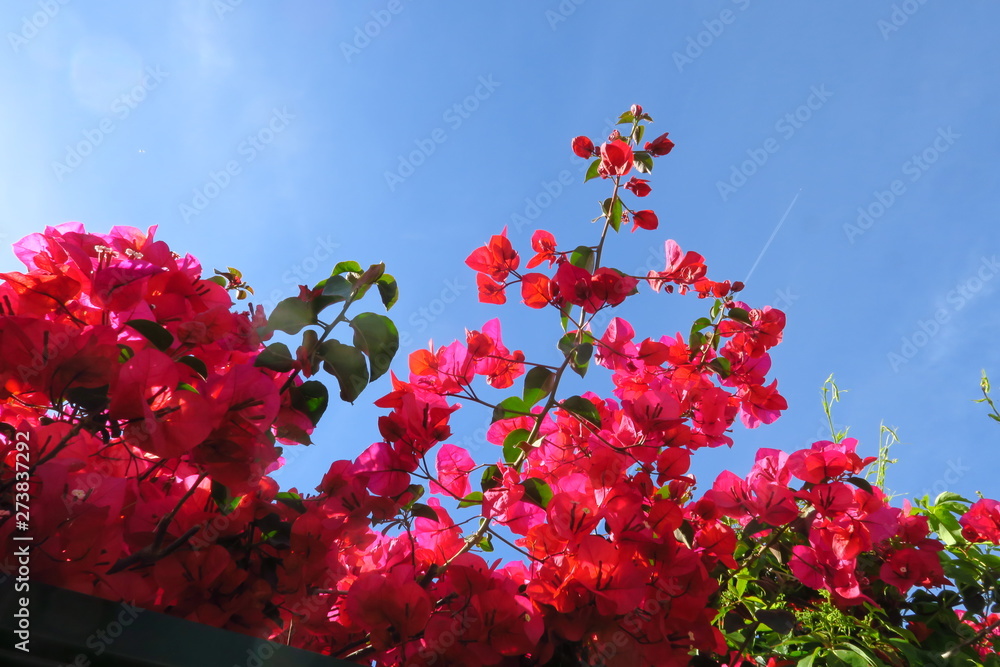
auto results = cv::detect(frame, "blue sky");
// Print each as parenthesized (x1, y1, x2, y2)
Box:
(2, 1, 999, 513)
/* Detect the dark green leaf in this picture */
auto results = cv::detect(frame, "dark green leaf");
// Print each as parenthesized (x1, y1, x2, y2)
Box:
(728, 307, 753, 325)
(117, 344, 134, 363)
(350, 312, 399, 382)
(319, 340, 369, 403)
(755, 609, 796, 634)
(560, 395, 601, 427)
(570, 342, 593, 378)
(708, 357, 731, 378)
(290, 380, 329, 426)
(634, 150, 654, 173)
(275, 491, 306, 514)
(520, 477, 553, 509)
(211, 480, 242, 515)
(481, 464, 501, 492)
(126, 319, 174, 351)
(177, 355, 208, 379)
(584, 158, 601, 182)
(275, 423, 313, 445)
(320, 274, 353, 300)
(845, 476, 874, 494)
(523, 366, 555, 406)
(267, 297, 317, 335)
(410, 503, 439, 522)
(255, 342, 296, 372)
(376, 274, 399, 310)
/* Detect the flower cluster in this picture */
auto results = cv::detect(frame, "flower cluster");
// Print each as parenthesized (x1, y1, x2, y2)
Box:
(2, 107, 999, 666)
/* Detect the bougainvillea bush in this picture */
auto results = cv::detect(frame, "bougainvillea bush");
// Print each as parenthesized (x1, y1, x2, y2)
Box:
(1, 106, 998, 666)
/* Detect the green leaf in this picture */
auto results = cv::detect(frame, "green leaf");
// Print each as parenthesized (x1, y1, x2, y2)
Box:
(267, 297, 317, 335)
(708, 357, 731, 378)
(569, 342, 593, 378)
(332, 261, 363, 276)
(320, 274, 353, 301)
(492, 396, 531, 422)
(275, 423, 313, 445)
(831, 647, 874, 667)
(523, 366, 555, 406)
(117, 344, 134, 363)
(319, 340, 369, 403)
(177, 355, 208, 379)
(755, 609, 796, 634)
(569, 245, 595, 272)
(289, 380, 329, 426)
(560, 395, 601, 427)
(481, 464, 501, 492)
(609, 196, 623, 233)
(728, 307, 753, 325)
(208, 275, 228, 288)
(617, 110, 634, 124)
(584, 158, 601, 182)
(376, 274, 399, 310)
(211, 480, 242, 516)
(933, 491, 971, 505)
(633, 150, 654, 173)
(520, 477, 553, 509)
(478, 533, 494, 552)
(275, 491, 306, 514)
(797, 652, 820, 667)
(459, 491, 484, 508)
(410, 503, 439, 522)
(255, 342, 296, 373)
(632, 124, 645, 146)
(503, 428, 531, 464)
(845, 476, 874, 494)
(350, 312, 399, 382)
(125, 319, 174, 351)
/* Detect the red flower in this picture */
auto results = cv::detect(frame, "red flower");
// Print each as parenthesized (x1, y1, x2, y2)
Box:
(465, 232, 519, 281)
(477, 273, 507, 304)
(631, 210, 658, 232)
(625, 177, 651, 197)
(645, 132, 675, 156)
(598, 139, 633, 178)
(527, 229, 558, 268)
(960, 498, 1000, 544)
(571, 136, 595, 158)
(520, 272, 553, 309)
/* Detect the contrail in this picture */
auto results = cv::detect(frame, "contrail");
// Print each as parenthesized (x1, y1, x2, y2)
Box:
(743, 189, 802, 285)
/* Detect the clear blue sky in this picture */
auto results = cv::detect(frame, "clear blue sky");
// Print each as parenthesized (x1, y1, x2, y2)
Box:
(2, 1, 999, 511)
